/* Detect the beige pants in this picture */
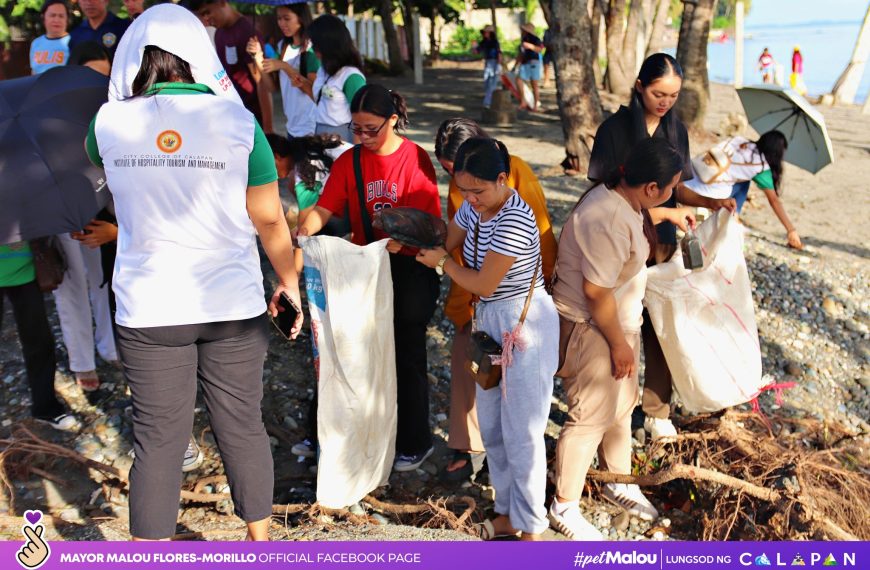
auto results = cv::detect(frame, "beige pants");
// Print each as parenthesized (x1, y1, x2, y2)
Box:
(554, 323, 640, 502)
(447, 324, 485, 453)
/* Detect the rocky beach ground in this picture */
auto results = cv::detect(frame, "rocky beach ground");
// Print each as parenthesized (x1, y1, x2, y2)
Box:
(0, 66, 867, 542)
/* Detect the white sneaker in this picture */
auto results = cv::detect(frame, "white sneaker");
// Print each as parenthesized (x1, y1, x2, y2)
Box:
(181, 437, 204, 472)
(35, 413, 79, 432)
(644, 416, 677, 440)
(602, 483, 659, 521)
(548, 501, 604, 541)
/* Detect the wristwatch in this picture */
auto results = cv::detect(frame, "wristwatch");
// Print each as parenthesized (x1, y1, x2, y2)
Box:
(435, 254, 450, 276)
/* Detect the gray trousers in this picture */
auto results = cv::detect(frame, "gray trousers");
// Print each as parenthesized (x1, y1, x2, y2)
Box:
(476, 292, 557, 535)
(116, 314, 273, 539)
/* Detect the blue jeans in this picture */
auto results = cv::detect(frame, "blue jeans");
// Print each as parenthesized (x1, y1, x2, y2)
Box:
(483, 59, 501, 107)
(730, 181, 751, 213)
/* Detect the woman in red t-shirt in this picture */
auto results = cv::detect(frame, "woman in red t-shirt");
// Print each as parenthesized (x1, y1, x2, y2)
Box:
(299, 84, 442, 472)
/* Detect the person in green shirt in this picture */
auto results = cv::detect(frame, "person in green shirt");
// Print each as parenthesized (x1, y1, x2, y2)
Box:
(0, 241, 77, 430)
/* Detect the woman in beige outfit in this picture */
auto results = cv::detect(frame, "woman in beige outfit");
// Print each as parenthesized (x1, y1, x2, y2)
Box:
(549, 138, 695, 540)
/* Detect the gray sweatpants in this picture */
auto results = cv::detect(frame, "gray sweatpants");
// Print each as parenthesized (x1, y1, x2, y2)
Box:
(116, 314, 273, 539)
(475, 292, 557, 535)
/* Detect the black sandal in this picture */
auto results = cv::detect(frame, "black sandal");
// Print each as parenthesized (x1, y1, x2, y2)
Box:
(440, 451, 485, 483)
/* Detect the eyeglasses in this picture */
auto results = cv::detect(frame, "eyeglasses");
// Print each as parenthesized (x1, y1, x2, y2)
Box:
(350, 117, 389, 138)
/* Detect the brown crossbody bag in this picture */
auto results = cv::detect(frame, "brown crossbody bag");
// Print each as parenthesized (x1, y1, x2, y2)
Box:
(465, 221, 541, 390)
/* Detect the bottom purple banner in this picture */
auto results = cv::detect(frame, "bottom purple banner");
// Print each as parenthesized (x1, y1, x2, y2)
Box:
(0, 539, 867, 570)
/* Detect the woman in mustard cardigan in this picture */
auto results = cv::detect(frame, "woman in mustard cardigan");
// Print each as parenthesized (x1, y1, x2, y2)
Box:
(433, 117, 557, 482)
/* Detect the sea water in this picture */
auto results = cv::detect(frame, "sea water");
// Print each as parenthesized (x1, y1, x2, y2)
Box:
(705, 20, 870, 103)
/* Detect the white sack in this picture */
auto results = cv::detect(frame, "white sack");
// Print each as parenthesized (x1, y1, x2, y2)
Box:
(300, 236, 397, 508)
(644, 210, 766, 414)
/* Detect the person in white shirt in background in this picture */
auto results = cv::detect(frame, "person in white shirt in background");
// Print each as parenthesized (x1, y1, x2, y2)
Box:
(247, 3, 319, 138)
(687, 131, 802, 250)
(301, 14, 366, 142)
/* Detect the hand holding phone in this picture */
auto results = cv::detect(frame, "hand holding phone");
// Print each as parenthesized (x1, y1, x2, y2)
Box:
(271, 291, 302, 340)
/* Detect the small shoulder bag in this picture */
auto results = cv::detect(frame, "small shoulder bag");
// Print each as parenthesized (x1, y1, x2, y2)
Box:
(465, 220, 541, 390)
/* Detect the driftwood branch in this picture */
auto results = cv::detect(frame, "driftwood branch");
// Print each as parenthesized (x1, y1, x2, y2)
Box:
(588, 464, 859, 541)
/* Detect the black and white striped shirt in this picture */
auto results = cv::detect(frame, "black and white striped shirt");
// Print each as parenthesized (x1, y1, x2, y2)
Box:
(454, 191, 543, 302)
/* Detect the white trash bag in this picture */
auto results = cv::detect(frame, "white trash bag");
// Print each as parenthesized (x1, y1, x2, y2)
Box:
(643, 210, 766, 414)
(300, 236, 397, 509)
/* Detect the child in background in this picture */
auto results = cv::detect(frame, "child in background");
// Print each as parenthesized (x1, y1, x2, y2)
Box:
(267, 133, 351, 461)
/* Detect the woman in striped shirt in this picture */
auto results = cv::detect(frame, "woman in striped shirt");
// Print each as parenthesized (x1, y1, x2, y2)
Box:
(416, 137, 558, 540)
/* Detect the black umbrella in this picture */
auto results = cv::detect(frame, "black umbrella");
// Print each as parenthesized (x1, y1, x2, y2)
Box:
(0, 65, 110, 245)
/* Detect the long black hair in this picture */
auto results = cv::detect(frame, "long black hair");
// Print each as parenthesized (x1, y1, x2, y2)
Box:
(350, 84, 409, 131)
(266, 132, 344, 190)
(307, 14, 364, 76)
(131, 46, 195, 97)
(453, 137, 511, 182)
(754, 130, 788, 194)
(434, 118, 489, 161)
(603, 137, 684, 254)
(630, 53, 684, 145)
(604, 137, 684, 191)
(278, 3, 312, 49)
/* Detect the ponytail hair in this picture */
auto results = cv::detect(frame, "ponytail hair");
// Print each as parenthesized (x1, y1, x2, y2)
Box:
(755, 130, 787, 194)
(603, 137, 684, 191)
(434, 118, 489, 161)
(453, 137, 511, 182)
(267, 132, 344, 190)
(603, 138, 683, 258)
(350, 84, 409, 131)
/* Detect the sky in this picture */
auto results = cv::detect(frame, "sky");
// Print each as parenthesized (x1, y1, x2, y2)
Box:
(746, 0, 868, 27)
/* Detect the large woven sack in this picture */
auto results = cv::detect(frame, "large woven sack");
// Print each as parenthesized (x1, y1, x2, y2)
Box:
(644, 211, 766, 413)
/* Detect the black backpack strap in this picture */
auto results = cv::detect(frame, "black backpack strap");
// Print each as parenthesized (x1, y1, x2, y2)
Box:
(299, 41, 308, 77)
(353, 145, 375, 244)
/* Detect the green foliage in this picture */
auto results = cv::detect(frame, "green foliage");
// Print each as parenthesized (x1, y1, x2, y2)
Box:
(0, 0, 43, 42)
(669, 0, 753, 30)
(442, 22, 521, 58)
(444, 23, 478, 53)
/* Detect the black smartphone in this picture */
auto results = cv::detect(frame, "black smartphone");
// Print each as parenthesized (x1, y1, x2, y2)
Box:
(271, 292, 300, 340)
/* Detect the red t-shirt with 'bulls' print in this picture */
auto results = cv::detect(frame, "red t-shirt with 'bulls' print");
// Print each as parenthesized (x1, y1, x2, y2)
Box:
(318, 138, 441, 249)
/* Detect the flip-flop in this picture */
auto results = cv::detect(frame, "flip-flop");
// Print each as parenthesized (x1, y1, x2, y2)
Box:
(476, 519, 521, 541)
(441, 452, 474, 483)
(75, 370, 100, 392)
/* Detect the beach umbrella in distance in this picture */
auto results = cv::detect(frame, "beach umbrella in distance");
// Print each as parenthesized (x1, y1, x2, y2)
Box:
(736, 85, 834, 174)
(0, 66, 110, 245)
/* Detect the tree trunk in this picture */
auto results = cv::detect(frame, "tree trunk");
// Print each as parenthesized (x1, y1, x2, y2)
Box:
(646, 0, 669, 56)
(675, 0, 715, 129)
(429, 10, 439, 60)
(400, 0, 418, 70)
(540, 0, 552, 24)
(490, 1, 497, 28)
(590, 0, 605, 86)
(544, 0, 604, 174)
(623, 0, 643, 77)
(376, 0, 409, 75)
(831, 3, 870, 105)
(604, 0, 632, 96)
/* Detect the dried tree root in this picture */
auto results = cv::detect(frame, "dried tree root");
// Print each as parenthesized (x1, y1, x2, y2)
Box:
(587, 464, 859, 541)
(171, 528, 246, 541)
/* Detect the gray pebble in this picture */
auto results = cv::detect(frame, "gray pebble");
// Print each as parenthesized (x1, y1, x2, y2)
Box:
(611, 511, 630, 531)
